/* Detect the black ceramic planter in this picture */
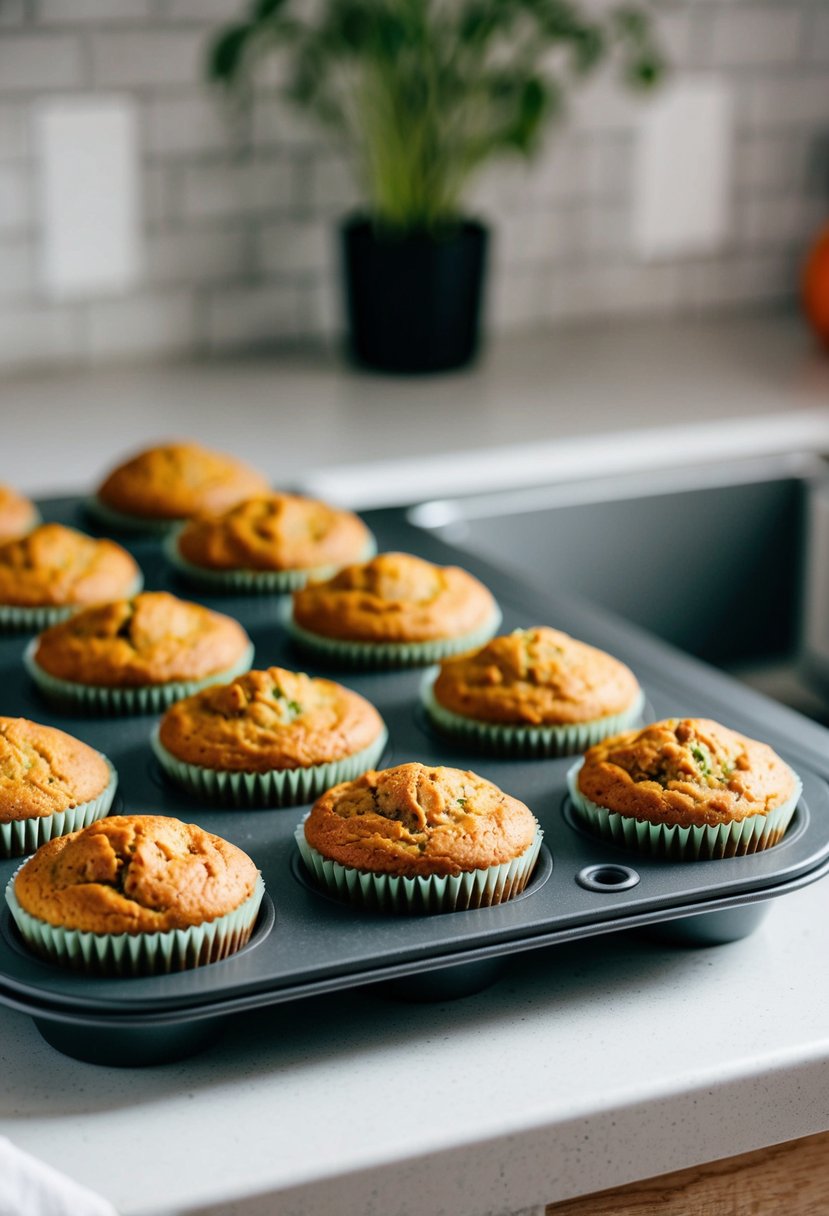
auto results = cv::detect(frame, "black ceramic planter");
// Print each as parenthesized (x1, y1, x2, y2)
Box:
(342, 216, 488, 374)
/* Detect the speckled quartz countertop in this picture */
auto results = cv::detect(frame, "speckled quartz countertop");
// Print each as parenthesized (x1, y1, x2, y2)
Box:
(1, 311, 829, 1216)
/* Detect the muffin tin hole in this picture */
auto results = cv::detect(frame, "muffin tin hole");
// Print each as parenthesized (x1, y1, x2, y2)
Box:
(576, 864, 640, 893)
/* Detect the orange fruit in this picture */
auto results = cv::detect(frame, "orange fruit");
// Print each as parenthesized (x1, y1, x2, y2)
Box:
(802, 221, 829, 346)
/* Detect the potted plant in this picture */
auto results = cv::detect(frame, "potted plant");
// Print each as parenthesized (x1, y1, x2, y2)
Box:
(209, 0, 664, 374)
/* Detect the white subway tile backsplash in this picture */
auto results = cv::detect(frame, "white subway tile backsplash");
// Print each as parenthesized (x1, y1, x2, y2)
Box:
(0, 36, 84, 92)
(90, 30, 205, 89)
(0, 0, 824, 371)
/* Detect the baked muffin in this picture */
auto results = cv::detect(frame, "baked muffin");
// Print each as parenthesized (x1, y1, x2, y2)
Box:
(297, 761, 543, 913)
(0, 484, 39, 545)
(90, 441, 270, 532)
(167, 492, 376, 593)
(289, 552, 501, 668)
(0, 717, 117, 857)
(25, 591, 254, 714)
(424, 627, 644, 756)
(567, 717, 801, 860)
(6, 815, 264, 975)
(153, 666, 388, 807)
(0, 523, 142, 631)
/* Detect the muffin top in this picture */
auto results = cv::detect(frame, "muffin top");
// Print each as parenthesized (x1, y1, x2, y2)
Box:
(292, 552, 498, 643)
(432, 627, 641, 725)
(304, 761, 538, 877)
(33, 591, 251, 688)
(0, 485, 38, 545)
(176, 493, 372, 573)
(0, 524, 140, 608)
(14, 815, 259, 934)
(577, 718, 799, 828)
(0, 717, 110, 823)
(158, 667, 384, 772)
(96, 441, 270, 521)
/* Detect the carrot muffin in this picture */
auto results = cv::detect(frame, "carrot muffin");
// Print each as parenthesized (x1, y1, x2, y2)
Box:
(0, 485, 39, 545)
(567, 717, 801, 860)
(25, 591, 254, 714)
(0, 717, 117, 858)
(167, 492, 376, 593)
(153, 666, 388, 807)
(424, 627, 644, 756)
(289, 552, 501, 668)
(0, 523, 142, 631)
(6, 815, 264, 975)
(90, 441, 270, 532)
(297, 761, 543, 913)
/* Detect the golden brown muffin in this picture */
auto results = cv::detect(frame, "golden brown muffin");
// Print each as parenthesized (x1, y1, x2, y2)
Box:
(0, 524, 140, 608)
(432, 627, 641, 725)
(0, 485, 38, 545)
(13, 815, 258, 934)
(32, 591, 251, 688)
(175, 493, 372, 573)
(0, 717, 110, 823)
(576, 718, 798, 829)
(158, 667, 384, 772)
(304, 761, 538, 878)
(292, 552, 498, 643)
(96, 441, 270, 522)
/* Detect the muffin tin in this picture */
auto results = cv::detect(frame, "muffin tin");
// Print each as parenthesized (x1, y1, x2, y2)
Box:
(1, 496, 828, 1067)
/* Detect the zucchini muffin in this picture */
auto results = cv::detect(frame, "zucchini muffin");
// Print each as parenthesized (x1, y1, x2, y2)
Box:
(568, 717, 801, 860)
(297, 761, 543, 913)
(91, 441, 270, 532)
(168, 492, 376, 593)
(0, 484, 39, 545)
(26, 590, 254, 714)
(153, 666, 388, 807)
(424, 626, 644, 756)
(6, 814, 264, 975)
(0, 717, 117, 857)
(0, 523, 142, 631)
(289, 552, 501, 668)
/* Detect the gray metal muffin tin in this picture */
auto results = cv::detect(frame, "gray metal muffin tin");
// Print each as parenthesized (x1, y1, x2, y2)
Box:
(1, 497, 828, 1067)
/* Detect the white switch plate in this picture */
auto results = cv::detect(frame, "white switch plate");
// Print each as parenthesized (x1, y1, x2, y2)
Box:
(36, 96, 140, 300)
(633, 78, 732, 259)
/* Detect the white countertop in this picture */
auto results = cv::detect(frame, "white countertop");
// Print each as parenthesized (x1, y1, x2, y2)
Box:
(2, 310, 829, 1215)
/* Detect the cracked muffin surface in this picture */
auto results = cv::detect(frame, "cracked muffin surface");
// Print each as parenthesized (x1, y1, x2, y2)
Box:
(0, 717, 110, 822)
(0, 524, 140, 607)
(176, 493, 372, 572)
(96, 441, 270, 521)
(158, 667, 384, 772)
(304, 761, 538, 877)
(33, 591, 251, 687)
(292, 552, 498, 643)
(432, 627, 641, 725)
(0, 485, 38, 546)
(577, 718, 798, 828)
(13, 814, 259, 933)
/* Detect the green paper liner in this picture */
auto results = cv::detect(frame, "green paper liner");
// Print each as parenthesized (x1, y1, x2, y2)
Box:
(421, 674, 646, 757)
(295, 822, 543, 915)
(85, 495, 182, 536)
(566, 760, 802, 861)
(24, 638, 255, 716)
(165, 529, 378, 594)
(287, 606, 504, 670)
(0, 757, 118, 859)
(5, 872, 265, 976)
(0, 572, 144, 634)
(151, 724, 389, 808)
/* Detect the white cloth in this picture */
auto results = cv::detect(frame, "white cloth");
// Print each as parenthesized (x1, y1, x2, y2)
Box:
(0, 1138, 117, 1216)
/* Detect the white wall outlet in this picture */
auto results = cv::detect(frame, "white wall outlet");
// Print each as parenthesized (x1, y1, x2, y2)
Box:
(36, 97, 140, 300)
(633, 78, 732, 260)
